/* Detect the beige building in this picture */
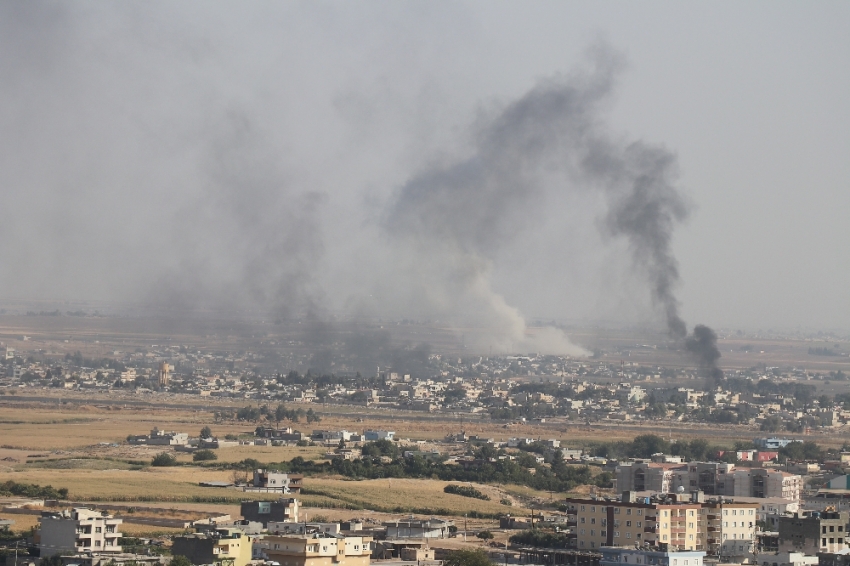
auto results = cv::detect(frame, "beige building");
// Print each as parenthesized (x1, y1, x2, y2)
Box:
(171, 527, 253, 566)
(38, 508, 123, 558)
(261, 533, 372, 566)
(702, 500, 759, 559)
(565, 495, 704, 551)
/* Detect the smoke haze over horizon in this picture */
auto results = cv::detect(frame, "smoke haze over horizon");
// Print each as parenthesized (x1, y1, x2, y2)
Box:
(1, 2, 848, 352)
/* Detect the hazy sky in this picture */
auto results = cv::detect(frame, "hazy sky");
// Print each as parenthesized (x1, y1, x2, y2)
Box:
(1, 1, 848, 337)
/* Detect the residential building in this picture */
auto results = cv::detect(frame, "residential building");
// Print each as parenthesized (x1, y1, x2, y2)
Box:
(565, 494, 704, 551)
(38, 508, 123, 558)
(702, 500, 759, 559)
(171, 527, 253, 566)
(383, 518, 454, 539)
(250, 470, 303, 493)
(616, 461, 800, 503)
(733, 469, 801, 503)
(755, 552, 819, 566)
(599, 546, 705, 566)
(261, 533, 372, 566)
(364, 430, 394, 441)
(778, 511, 849, 555)
(241, 499, 299, 527)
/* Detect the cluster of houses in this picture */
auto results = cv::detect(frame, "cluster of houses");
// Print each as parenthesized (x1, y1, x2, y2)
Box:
(19, 492, 455, 566)
(3, 339, 850, 433)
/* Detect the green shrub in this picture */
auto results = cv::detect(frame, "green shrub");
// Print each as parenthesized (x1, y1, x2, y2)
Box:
(193, 450, 218, 462)
(151, 453, 178, 467)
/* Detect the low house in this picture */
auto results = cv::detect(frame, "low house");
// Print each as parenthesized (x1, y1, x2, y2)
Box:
(383, 518, 454, 539)
(171, 527, 253, 566)
(241, 499, 300, 527)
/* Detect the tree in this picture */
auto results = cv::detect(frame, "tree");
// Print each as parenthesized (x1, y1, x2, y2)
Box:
(444, 549, 495, 566)
(200, 426, 212, 439)
(476, 530, 494, 540)
(151, 453, 178, 467)
(193, 449, 218, 462)
(169, 556, 193, 566)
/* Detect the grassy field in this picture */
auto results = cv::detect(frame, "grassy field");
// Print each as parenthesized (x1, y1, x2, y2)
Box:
(303, 477, 520, 516)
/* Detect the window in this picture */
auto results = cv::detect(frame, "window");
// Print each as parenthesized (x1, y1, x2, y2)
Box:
(581, 517, 586, 524)
(614, 531, 619, 538)
(822, 538, 827, 546)
(637, 522, 642, 527)
(627, 509, 632, 516)
(581, 506, 586, 512)
(602, 531, 607, 537)
(689, 511, 694, 517)
(627, 533, 631, 539)
(580, 541, 585, 547)
(824, 527, 828, 534)
(591, 530, 595, 536)
(626, 521, 632, 527)
(663, 535, 668, 541)
(839, 538, 844, 544)
(749, 510, 754, 515)
(830, 526, 835, 533)
(638, 510, 643, 516)
(580, 529, 585, 535)
(592, 507, 596, 512)
(591, 518, 596, 525)
(830, 538, 835, 544)
(95, 527, 102, 533)
(615, 508, 620, 514)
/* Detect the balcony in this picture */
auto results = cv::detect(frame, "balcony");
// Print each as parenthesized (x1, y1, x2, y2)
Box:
(644, 527, 657, 533)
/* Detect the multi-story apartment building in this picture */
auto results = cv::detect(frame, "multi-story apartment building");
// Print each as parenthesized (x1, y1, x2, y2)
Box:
(702, 500, 759, 560)
(732, 469, 801, 503)
(616, 461, 800, 503)
(38, 508, 123, 558)
(261, 533, 372, 566)
(565, 494, 704, 551)
(778, 511, 850, 555)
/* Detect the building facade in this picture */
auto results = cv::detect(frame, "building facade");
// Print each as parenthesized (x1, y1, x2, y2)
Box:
(261, 533, 372, 566)
(241, 499, 299, 527)
(778, 511, 849, 555)
(599, 546, 705, 566)
(171, 528, 253, 566)
(38, 508, 123, 558)
(565, 496, 704, 551)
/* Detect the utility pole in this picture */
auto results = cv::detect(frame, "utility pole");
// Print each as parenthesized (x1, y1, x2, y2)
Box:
(464, 514, 468, 542)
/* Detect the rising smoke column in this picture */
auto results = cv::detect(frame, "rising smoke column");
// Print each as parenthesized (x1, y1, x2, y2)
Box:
(386, 43, 724, 375)
(685, 324, 724, 386)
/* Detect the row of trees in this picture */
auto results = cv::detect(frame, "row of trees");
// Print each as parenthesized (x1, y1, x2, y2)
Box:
(213, 404, 321, 426)
(281, 441, 612, 493)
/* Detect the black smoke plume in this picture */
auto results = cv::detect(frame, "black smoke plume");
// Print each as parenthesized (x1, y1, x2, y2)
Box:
(685, 324, 724, 387)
